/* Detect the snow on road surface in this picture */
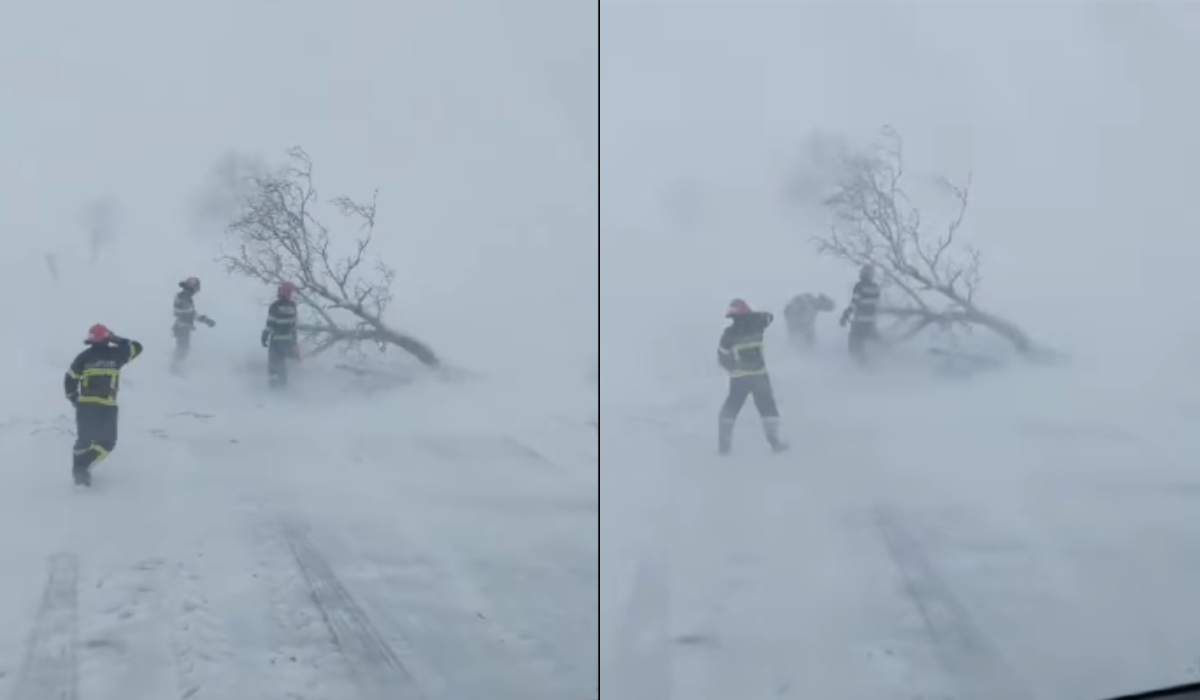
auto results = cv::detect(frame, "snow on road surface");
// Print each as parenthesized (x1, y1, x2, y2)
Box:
(0, 361, 598, 700)
(601, 352, 1200, 700)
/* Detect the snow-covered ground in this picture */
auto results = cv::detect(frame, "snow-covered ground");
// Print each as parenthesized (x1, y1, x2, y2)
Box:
(601, 343, 1200, 700)
(0, 352, 597, 700)
(0, 362, 597, 700)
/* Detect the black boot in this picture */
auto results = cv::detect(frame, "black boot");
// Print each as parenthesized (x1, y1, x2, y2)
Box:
(764, 417, 788, 453)
(718, 418, 734, 455)
(73, 465, 91, 487)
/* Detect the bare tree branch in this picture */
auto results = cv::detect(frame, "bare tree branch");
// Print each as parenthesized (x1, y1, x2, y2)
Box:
(216, 147, 440, 367)
(796, 127, 1035, 354)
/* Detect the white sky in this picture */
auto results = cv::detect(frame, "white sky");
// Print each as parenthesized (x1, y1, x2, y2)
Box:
(1, 0, 599, 379)
(602, 0, 1200, 394)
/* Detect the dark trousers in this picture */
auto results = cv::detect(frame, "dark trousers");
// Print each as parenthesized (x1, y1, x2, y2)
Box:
(172, 326, 192, 366)
(74, 404, 118, 474)
(718, 374, 782, 453)
(787, 324, 817, 352)
(848, 322, 881, 366)
(267, 341, 296, 387)
(720, 374, 779, 421)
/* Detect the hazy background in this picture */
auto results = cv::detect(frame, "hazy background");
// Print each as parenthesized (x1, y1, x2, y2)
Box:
(601, 4, 1200, 698)
(1, 0, 599, 379)
(0, 3, 599, 697)
(601, 0, 1200, 398)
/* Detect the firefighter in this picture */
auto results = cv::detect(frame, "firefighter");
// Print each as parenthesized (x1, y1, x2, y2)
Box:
(171, 276, 215, 373)
(839, 264, 882, 367)
(63, 325, 143, 486)
(783, 292, 835, 352)
(261, 281, 300, 388)
(717, 298, 787, 455)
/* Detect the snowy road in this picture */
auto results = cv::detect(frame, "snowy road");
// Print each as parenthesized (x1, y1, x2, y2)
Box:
(601, 360, 1200, 700)
(0, 371, 598, 700)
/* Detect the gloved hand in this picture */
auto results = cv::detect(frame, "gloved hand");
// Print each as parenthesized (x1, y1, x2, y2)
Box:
(260, 329, 271, 348)
(66, 394, 78, 409)
(839, 313, 850, 328)
(198, 315, 215, 328)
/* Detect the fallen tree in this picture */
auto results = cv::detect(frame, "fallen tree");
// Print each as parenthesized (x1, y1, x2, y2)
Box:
(218, 147, 439, 366)
(793, 126, 1037, 355)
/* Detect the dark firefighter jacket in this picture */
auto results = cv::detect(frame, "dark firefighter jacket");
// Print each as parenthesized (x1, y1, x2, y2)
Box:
(842, 279, 881, 326)
(262, 299, 298, 345)
(64, 338, 144, 407)
(174, 290, 196, 330)
(718, 311, 773, 377)
(784, 293, 834, 329)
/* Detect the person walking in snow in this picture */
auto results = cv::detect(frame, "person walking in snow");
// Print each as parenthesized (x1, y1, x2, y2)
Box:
(839, 263, 882, 367)
(783, 292, 835, 352)
(63, 324, 143, 486)
(171, 276, 215, 374)
(261, 281, 300, 388)
(717, 298, 787, 455)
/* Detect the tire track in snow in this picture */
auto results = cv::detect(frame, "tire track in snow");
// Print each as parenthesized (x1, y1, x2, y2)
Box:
(256, 520, 357, 700)
(873, 504, 1029, 700)
(166, 559, 241, 700)
(278, 518, 423, 700)
(603, 553, 672, 700)
(344, 544, 568, 700)
(10, 552, 78, 700)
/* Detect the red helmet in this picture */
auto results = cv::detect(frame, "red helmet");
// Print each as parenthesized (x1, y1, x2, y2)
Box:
(181, 276, 201, 292)
(725, 298, 753, 317)
(86, 324, 111, 344)
(278, 281, 298, 300)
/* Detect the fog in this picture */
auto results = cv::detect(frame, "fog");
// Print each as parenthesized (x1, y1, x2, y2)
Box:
(602, 3, 1200, 699)
(2, 0, 599, 377)
(601, 1, 1200, 393)
(0, 1, 599, 698)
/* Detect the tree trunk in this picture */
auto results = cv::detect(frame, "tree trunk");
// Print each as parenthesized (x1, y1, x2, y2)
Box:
(376, 326, 439, 367)
(878, 305, 1036, 356)
(965, 308, 1034, 355)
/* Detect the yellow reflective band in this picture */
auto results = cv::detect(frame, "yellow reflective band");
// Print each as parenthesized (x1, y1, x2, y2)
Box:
(729, 340, 767, 377)
(73, 445, 111, 465)
(77, 397, 117, 406)
(78, 367, 121, 406)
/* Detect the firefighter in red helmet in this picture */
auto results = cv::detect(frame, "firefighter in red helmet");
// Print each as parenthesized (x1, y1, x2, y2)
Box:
(63, 324, 144, 486)
(261, 281, 300, 388)
(839, 263, 882, 368)
(716, 298, 787, 455)
(171, 276, 215, 374)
